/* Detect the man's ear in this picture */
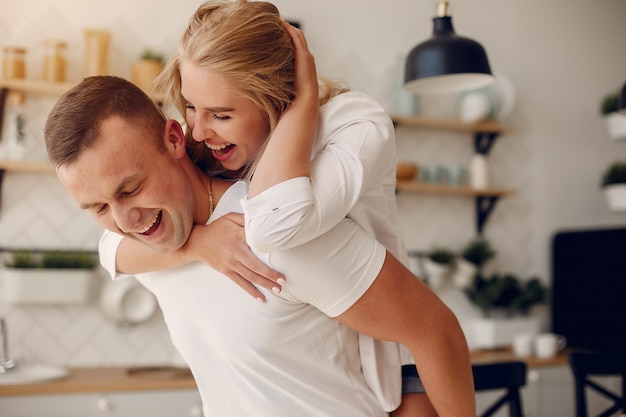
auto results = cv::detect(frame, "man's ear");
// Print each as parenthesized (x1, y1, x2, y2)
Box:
(164, 119, 187, 158)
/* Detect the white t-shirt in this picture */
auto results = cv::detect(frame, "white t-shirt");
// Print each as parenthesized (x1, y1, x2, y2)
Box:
(99, 91, 410, 411)
(135, 181, 388, 417)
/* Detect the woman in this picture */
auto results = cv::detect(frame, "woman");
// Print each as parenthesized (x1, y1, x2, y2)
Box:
(99, 1, 451, 415)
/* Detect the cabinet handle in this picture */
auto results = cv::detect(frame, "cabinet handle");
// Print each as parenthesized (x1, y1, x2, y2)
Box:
(527, 369, 540, 382)
(97, 396, 112, 412)
(190, 404, 203, 417)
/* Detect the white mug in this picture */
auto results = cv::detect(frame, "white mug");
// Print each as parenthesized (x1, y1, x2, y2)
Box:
(534, 333, 567, 358)
(512, 333, 535, 358)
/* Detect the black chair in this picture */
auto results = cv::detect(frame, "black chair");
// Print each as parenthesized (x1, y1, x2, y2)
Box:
(568, 351, 626, 417)
(472, 361, 527, 417)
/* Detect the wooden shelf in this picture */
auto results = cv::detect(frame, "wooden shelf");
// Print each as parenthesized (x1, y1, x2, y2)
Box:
(0, 160, 55, 173)
(391, 115, 515, 233)
(396, 181, 515, 233)
(396, 181, 514, 197)
(390, 115, 512, 135)
(0, 79, 77, 96)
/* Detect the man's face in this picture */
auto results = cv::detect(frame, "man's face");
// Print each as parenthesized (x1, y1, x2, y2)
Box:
(56, 116, 196, 253)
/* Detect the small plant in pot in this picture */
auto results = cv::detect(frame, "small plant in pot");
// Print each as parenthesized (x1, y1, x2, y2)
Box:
(601, 160, 626, 211)
(453, 237, 495, 289)
(422, 247, 456, 291)
(600, 90, 626, 140)
(4, 250, 98, 269)
(2, 250, 99, 304)
(466, 272, 549, 349)
(131, 49, 166, 97)
(465, 273, 548, 318)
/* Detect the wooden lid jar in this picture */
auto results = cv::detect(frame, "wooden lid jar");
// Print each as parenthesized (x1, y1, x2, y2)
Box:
(2, 46, 26, 80)
(43, 40, 67, 82)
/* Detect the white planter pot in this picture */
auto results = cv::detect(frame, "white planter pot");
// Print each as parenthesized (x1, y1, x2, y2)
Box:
(604, 184, 626, 211)
(0, 267, 100, 305)
(422, 259, 453, 291)
(471, 316, 540, 349)
(604, 113, 626, 141)
(452, 259, 477, 289)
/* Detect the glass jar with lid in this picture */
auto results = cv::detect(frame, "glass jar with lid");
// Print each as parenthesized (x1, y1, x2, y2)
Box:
(2, 46, 26, 79)
(43, 40, 67, 82)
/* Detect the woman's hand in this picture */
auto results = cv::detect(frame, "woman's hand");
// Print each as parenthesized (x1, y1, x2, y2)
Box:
(181, 213, 286, 302)
(282, 19, 319, 111)
(247, 19, 319, 197)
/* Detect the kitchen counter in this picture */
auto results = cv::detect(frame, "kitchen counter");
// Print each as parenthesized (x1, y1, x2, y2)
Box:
(470, 347, 569, 368)
(0, 349, 568, 397)
(0, 366, 196, 397)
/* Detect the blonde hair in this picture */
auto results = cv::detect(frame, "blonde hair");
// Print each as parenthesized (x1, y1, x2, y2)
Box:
(156, 0, 348, 176)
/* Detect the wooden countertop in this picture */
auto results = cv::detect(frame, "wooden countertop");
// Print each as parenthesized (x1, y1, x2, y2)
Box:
(0, 366, 197, 397)
(0, 349, 569, 397)
(470, 347, 569, 368)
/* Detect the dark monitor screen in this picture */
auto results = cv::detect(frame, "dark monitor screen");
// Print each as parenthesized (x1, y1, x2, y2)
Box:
(551, 227, 626, 353)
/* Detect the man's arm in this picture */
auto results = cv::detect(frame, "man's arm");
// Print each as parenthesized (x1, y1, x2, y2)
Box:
(335, 252, 476, 417)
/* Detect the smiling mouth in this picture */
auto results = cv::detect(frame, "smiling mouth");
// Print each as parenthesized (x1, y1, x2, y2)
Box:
(138, 211, 162, 236)
(205, 142, 234, 156)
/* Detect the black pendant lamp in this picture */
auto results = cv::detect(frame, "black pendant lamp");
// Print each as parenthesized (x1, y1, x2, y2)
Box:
(620, 82, 626, 114)
(405, 0, 493, 95)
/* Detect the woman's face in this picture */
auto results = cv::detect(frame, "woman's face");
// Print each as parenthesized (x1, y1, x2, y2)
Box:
(180, 60, 270, 172)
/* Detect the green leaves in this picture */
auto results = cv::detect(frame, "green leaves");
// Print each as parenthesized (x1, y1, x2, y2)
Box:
(601, 160, 626, 187)
(428, 247, 456, 265)
(461, 237, 495, 268)
(465, 273, 548, 317)
(4, 250, 98, 269)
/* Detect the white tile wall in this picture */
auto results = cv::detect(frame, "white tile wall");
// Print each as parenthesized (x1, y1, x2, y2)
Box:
(0, 1, 535, 366)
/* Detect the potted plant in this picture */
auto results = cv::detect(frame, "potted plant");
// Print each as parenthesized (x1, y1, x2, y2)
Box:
(1, 250, 100, 305)
(600, 90, 626, 140)
(601, 160, 626, 211)
(422, 247, 456, 291)
(452, 237, 495, 289)
(465, 272, 548, 349)
(130, 49, 165, 97)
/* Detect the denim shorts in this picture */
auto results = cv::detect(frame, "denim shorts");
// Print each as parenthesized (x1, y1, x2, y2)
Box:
(402, 364, 426, 394)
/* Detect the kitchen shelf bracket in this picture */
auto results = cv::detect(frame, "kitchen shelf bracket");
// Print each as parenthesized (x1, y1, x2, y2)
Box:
(474, 132, 499, 155)
(476, 195, 500, 234)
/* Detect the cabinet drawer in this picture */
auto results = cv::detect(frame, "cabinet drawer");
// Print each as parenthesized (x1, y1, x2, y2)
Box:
(0, 389, 202, 417)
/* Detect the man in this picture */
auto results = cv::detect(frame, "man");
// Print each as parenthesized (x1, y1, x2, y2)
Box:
(45, 76, 475, 417)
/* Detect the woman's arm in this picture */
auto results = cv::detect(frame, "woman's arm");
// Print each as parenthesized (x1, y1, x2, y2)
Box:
(98, 212, 285, 301)
(247, 20, 319, 198)
(241, 9, 397, 255)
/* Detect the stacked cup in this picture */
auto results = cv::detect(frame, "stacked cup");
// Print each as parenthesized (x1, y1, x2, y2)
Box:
(512, 332, 567, 359)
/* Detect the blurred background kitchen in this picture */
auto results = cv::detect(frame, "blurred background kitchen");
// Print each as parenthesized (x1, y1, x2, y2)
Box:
(0, 0, 625, 395)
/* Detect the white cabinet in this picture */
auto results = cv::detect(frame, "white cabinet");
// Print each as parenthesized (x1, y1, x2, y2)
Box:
(0, 389, 203, 417)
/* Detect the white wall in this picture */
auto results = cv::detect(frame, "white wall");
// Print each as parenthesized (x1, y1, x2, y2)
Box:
(0, 0, 625, 365)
